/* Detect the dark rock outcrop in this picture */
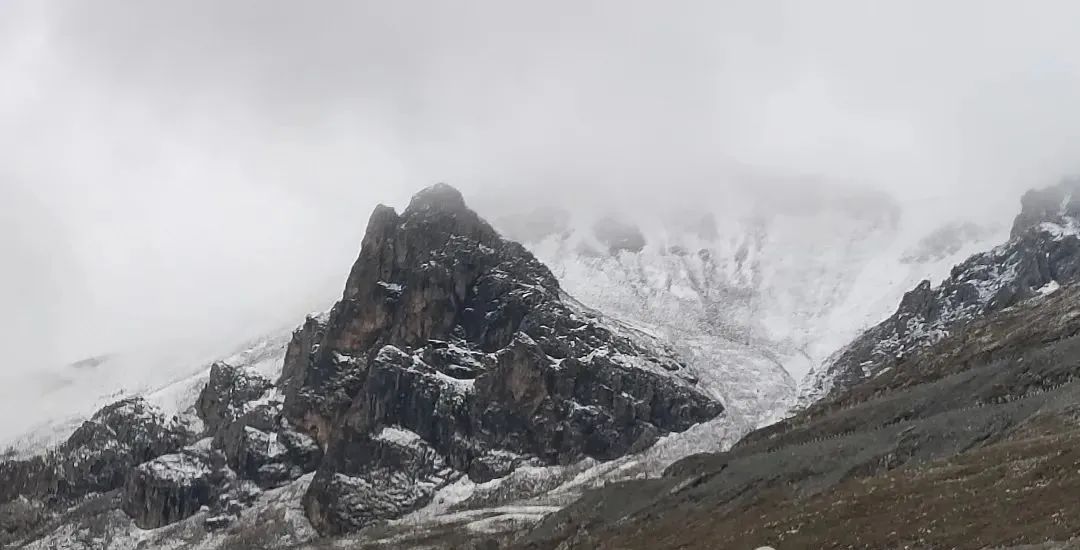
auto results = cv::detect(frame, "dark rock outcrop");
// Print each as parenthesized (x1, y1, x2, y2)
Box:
(279, 313, 328, 416)
(304, 425, 458, 534)
(196, 362, 273, 437)
(196, 361, 322, 489)
(215, 404, 321, 489)
(0, 496, 45, 542)
(0, 397, 192, 508)
(2, 183, 723, 542)
(122, 448, 219, 529)
(278, 183, 722, 534)
(0, 397, 193, 546)
(64, 398, 193, 493)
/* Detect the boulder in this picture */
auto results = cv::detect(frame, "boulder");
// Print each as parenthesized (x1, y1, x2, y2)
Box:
(196, 362, 272, 437)
(304, 425, 458, 535)
(121, 449, 219, 529)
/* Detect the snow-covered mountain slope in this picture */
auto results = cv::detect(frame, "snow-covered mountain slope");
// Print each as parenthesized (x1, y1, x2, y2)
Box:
(477, 181, 1005, 425)
(804, 177, 1080, 404)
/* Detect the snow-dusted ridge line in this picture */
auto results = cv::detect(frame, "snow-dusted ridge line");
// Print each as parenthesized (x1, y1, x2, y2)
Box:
(799, 180, 1080, 407)
(496, 192, 1005, 428)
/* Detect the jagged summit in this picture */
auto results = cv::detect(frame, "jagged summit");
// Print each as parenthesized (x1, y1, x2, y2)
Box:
(405, 181, 470, 214)
(1011, 176, 1080, 238)
(283, 184, 722, 533)
(343, 182, 556, 304)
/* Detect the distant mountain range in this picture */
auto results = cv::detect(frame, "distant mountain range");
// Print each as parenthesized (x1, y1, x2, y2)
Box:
(9, 178, 1075, 549)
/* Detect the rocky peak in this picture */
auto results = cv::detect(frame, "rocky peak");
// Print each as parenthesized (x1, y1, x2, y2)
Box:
(404, 181, 470, 214)
(1010, 176, 1080, 238)
(276, 183, 722, 534)
(290, 185, 570, 439)
(1, 183, 724, 545)
(196, 362, 273, 437)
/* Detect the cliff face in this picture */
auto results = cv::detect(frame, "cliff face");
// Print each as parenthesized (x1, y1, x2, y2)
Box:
(278, 183, 722, 533)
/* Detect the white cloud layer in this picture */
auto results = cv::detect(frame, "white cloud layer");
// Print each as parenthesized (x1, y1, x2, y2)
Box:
(3, 0, 1080, 379)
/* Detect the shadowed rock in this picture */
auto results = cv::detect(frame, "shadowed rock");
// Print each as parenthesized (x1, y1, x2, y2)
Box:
(122, 449, 218, 529)
(196, 362, 273, 437)
(278, 183, 721, 534)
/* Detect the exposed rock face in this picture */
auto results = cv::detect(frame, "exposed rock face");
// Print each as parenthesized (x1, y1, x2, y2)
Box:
(0, 496, 45, 541)
(214, 404, 322, 489)
(115, 360, 324, 531)
(197, 360, 322, 489)
(196, 362, 273, 436)
(305, 425, 458, 533)
(279, 183, 722, 534)
(0, 397, 193, 546)
(2, 184, 723, 544)
(62, 398, 193, 496)
(279, 313, 328, 413)
(802, 178, 1080, 404)
(0, 398, 192, 507)
(122, 449, 218, 529)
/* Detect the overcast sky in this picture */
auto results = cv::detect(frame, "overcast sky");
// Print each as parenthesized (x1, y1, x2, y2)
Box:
(4, 1, 1080, 375)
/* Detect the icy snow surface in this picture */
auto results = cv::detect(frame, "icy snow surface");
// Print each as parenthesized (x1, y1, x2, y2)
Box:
(486, 188, 1005, 426)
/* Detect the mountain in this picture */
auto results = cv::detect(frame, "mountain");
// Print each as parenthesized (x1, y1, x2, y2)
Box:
(1, 179, 1002, 450)
(802, 177, 1080, 404)
(509, 179, 1080, 549)
(0, 184, 726, 548)
(2, 179, 1048, 549)
(476, 180, 1003, 427)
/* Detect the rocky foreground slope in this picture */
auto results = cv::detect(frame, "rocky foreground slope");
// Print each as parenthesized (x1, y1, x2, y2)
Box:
(516, 179, 1080, 549)
(0, 184, 726, 549)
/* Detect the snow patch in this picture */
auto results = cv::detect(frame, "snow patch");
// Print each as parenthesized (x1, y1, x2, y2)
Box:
(139, 452, 211, 484)
(374, 425, 424, 447)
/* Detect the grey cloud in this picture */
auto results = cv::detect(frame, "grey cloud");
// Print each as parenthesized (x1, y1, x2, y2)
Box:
(3, 0, 1080, 374)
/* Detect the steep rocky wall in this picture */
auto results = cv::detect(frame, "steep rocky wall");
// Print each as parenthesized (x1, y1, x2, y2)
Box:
(280, 184, 723, 534)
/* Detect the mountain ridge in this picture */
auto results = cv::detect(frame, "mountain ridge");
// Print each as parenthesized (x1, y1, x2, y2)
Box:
(802, 177, 1080, 405)
(0, 183, 731, 549)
